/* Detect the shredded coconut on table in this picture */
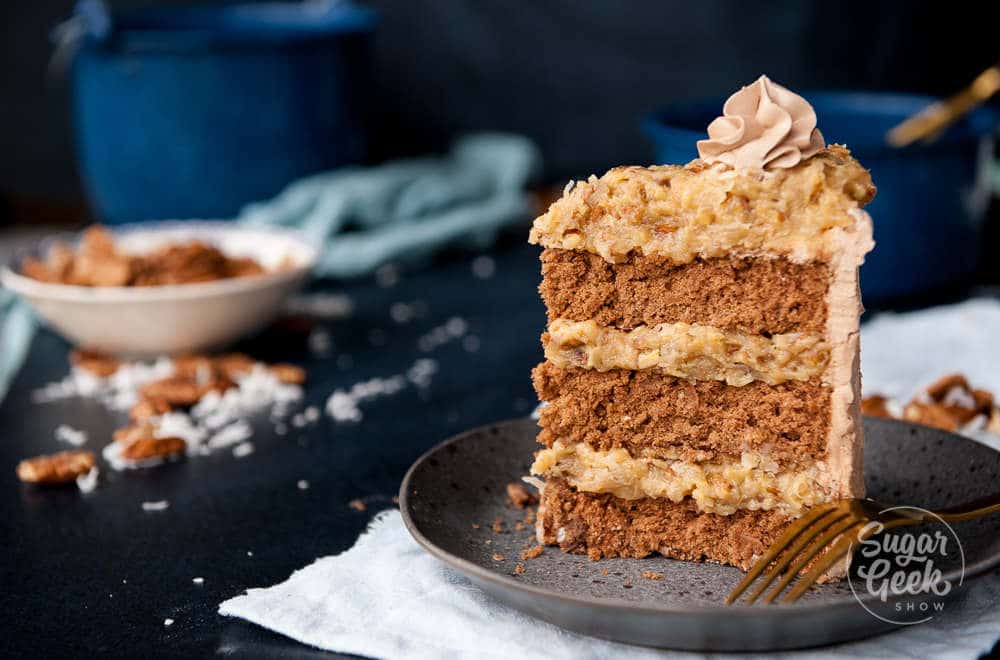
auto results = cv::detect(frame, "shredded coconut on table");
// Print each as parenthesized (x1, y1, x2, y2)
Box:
(390, 302, 415, 324)
(389, 300, 429, 325)
(76, 466, 99, 493)
(297, 480, 310, 490)
(307, 327, 333, 357)
(55, 424, 88, 447)
(193, 366, 302, 428)
(232, 442, 255, 458)
(291, 406, 321, 428)
(142, 500, 170, 512)
(326, 358, 438, 423)
(286, 293, 354, 320)
(36, 359, 304, 471)
(206, 421, 254, 451)
(33, 358, 174, 410)
(417, 317, 468, 352)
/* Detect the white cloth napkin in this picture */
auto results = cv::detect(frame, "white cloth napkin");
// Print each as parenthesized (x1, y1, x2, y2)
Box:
(220, 298, 1000, 659)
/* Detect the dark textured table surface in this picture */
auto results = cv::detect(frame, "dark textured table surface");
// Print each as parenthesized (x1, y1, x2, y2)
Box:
(1, 240, 545, 658)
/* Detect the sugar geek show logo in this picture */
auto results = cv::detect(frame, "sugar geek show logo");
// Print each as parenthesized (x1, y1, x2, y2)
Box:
(848, 506, 965, 625)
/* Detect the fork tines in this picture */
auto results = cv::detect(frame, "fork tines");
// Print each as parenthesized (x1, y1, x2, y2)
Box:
(725, 500, 868, 605)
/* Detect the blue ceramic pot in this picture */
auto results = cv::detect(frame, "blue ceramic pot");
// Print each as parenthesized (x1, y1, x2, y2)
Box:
(643, 93, 998, 301)
(66, 1, 377, 223)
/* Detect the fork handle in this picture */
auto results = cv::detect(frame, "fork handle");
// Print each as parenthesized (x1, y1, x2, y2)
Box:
(933, 492, 1000, 523)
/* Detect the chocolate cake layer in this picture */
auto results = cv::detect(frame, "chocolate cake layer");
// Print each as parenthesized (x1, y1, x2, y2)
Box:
(533, 362, 830, 466)
(538, 478, 792, 569)
(539, 249, 829, 334)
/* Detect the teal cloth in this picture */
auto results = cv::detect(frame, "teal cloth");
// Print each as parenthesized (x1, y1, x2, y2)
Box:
(239, 133, 542, 277)
(0, 290, 37, 401)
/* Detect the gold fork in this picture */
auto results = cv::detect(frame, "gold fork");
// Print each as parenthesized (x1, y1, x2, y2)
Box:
(725, 493, 1000, 605)
(886, 63, 1000, 147)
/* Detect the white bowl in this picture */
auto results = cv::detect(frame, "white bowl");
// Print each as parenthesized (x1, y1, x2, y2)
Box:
(1, 222, 318, 356)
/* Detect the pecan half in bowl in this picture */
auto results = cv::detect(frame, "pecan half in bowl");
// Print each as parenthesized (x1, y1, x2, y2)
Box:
(1, 222, 317, 356)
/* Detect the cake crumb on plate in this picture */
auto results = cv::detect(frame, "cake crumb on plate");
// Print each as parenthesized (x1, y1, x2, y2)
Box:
(521, 545, 544, 560)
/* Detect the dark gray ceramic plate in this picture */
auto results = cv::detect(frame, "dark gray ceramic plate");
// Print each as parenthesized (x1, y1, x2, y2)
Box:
(399, 417, 1000, 652)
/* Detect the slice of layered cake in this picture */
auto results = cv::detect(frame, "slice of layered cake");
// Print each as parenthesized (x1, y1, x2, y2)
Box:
(528, 76, 875, 571)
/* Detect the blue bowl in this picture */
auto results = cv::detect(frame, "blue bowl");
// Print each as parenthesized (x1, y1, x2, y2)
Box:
(643, 93, 998, 301)
(67, 1, 377, 223)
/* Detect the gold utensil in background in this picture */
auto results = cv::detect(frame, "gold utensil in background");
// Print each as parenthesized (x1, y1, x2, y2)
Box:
(725, 492, 1000, 605)
(887, 64, 1000, 147)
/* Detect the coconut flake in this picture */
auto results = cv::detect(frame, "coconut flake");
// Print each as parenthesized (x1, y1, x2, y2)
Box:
(522, 476, 545, 491)
(407, 359, 438, 388)
(417, 317, 468, 352)
(76, 466, 99, 493)
(206, 421, 253, 450)
(34, 359, 173, 409)
(287, 293, 354, 320)
(307, 327, 333, 357)
(38, 355, 308, 471)
(326, 359, 437, 422)
(142, 500, 170, 512)
(390, 302, 416, 324)
(55, 424, 88, 447)
(232, 442, 255, 458)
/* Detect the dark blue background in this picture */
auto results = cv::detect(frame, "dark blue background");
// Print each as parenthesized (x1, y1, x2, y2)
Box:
(1, 0, 997, 206)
